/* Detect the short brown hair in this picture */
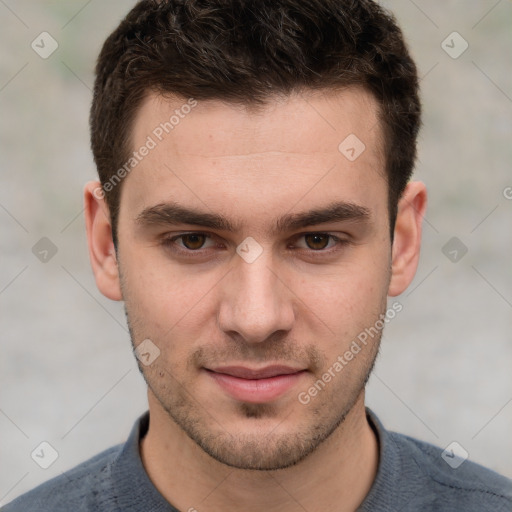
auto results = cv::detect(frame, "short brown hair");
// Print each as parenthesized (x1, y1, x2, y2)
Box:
(90, 0, 421, 246)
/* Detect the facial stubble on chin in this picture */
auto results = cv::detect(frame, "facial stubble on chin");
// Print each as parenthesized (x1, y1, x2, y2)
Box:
(123, 298, 383, 471)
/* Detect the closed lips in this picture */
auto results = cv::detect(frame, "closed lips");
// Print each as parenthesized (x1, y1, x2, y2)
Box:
(206, 366, 306, 379)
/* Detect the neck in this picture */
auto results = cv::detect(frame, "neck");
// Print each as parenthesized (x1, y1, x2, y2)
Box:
(140, 391, 378, 512)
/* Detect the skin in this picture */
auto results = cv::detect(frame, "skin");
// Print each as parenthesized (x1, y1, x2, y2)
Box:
(84, 87, 426, 512)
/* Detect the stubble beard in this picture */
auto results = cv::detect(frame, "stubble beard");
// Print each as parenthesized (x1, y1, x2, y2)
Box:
(124, 303, 383, 471)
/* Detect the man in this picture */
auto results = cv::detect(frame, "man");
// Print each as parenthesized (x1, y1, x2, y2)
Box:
(4, 0, 511, 510)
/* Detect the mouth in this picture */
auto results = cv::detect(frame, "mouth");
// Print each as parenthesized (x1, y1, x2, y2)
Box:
(204, 365, 308, 403)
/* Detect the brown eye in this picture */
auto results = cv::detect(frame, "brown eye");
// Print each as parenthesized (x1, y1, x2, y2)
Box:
(161, 232, 219, 258)
(180, 233, 207, 250)
(304, 234, 330, 250)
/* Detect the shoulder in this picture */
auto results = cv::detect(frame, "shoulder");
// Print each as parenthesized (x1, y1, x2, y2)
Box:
(2, 443, 123, 512)
(363, 408, 512, 511)
(391, 431, 512, 510)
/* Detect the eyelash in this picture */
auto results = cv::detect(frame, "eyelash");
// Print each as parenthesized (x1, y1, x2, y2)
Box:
(160, 232, 349, 259)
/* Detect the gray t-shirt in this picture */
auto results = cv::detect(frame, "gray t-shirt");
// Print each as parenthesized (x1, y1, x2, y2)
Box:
(3, 408, 511, 511)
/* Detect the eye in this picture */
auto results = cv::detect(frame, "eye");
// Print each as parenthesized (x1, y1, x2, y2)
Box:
(294, 233, 342, 251)
(302, 233, 332, 250)
(161, 231, 349, 259)
(163, 232, 216, 252)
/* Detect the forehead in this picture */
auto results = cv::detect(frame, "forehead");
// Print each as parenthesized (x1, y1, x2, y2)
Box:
(122, 87, 387, 230)
(132, 87, 382, 158)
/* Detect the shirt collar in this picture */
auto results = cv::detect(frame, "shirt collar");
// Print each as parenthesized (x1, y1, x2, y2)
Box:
(110, 411, 178, 511)
(111, 408, 402, 512)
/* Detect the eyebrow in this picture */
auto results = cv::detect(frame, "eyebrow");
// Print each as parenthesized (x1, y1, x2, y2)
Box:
(135, 200, 371, 235)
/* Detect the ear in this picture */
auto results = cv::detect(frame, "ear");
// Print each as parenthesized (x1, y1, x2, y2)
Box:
(388, 181, 427, 297)
(84, 181, 122, 301)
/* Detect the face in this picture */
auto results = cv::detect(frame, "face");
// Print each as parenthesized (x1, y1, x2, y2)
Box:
(116, 88, 392, 470)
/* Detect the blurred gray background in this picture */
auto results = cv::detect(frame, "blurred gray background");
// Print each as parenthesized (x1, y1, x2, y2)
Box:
(1, 0, 511, 505)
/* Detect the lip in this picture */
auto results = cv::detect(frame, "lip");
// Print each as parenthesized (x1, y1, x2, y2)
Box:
(208, 365, 304, 379)
(204, 365, 307, 403)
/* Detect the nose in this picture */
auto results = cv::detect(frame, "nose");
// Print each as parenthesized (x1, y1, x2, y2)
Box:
(217, 251, 295, 344)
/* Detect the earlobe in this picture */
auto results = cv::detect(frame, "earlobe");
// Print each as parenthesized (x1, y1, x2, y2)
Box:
(388, 181, 427, 297)
(84, 181, 122, 301)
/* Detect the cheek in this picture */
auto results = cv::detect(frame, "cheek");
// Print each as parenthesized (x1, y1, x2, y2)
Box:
(121, 251, 222, 339)
(288, 256, 391, 355)
(295, 253, 389, 308)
